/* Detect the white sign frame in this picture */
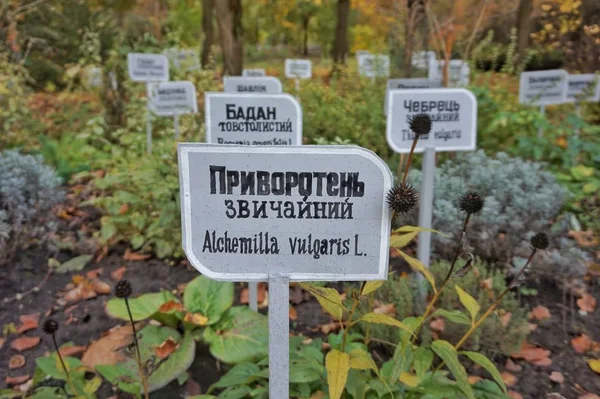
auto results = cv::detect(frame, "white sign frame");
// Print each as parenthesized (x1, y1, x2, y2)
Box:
(127, 53, 169, 82)
(223, 76, 282, 94)
(178, 144, 393, 282)
(518, 69, 568, 105)
(149, 81, 198, 116)
(285, 59, 312, 79)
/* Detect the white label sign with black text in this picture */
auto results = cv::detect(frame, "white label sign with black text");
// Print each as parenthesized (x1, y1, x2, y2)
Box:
(127, 53, 169, 82)
(358, 54, 390, 78)
(387, 88, 477, 153)
(178, 144, 392, 281)
(223, 77, 282, 94)
(566, 74, 600, 102)
(385, 78, 442, 115)
(428, 59, 470, 87)
(243, 69, 266, 77)
(205, 93, 302, 146)
(519, 69, 568, 105)
(149, 81, 197, 116)
(164, 48, 201, 71)
(285, 59, 312, 79)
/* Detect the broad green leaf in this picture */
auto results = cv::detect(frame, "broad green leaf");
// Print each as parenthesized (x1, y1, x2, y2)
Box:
(413, 347, 434, 381)
(216, 385, 252, 399)
(300, 283, 345, 320)
(390, 342, 413, 384)
(398, 250, 437, 293)
(289, 359, 323, 383)
(455, 285, 480, 323)
(210, 362, 260, 390)
(390, 231, 418, 248)
(36, 354, 83, 380)
(105, 291, 178, 321)
(204, 306, 268, 364)
(349, 349, 377, 371)
(96, 364, 141, 395)
(432, 309, 472, 325)
(25, 388, 68, 399)
(431, 340, 475, 399)
(345, 370, 370, 399)
(399, 316, 422, 345)
(571, 165, 594, 180)
(361, 280, 384, 296)
(358, 313, 415, 337)
(188, 396, 216, 399)
(472, 380, 510, 399)
(100, 220, 117, 241)
(55, 254, 93, 274)
(326, 349, 350, 399)
(184, 276, 234, 325)
(460, 351, 507, 394)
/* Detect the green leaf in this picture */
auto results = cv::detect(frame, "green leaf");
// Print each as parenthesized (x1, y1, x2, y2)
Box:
(472, 379, 510, 399)
(390, 342, 413, 384)
(390, 231, 418, 248)
(413, 347, 434, 381)
(96, 364, 141, 395)
(25, 388, 68, 399)
(349, 349, 377, 371)
(398, 250, 437, 293)
(210, 362, 260, 390)
(36, 354, 83, 380)
(105, 291, 178, 321)
(393, 225, 447, 236)
(460, 351, 507, 394)
(289, 359, 323, 383)
(361, 280, 385, 296)
(100, 221, 117, 241)
(431, 340, 475, 399)
(326, 349, 350, 399)
(300, 283, 345, 320)
(55, 255, 93, 274)
(204, 306, 268, 364)
(216, 386, 252, 399)
(432, 309, 472, 325)
(184, 276, 234, 325)
(571, 165, 594, 180)
(357, 313, 416, 337)
(188, 396, 216, 399)
(455, 285, 480, 323)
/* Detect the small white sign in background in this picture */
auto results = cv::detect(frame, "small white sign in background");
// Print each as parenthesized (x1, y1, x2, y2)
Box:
(387, 88, 477, 153)
(358, 54, 390, 78)
(164, 48, 201, 72)
(205, 93, 302, 146)
(285, 59, 312, 79)
(428, 59, 470, 87)
(412, 51, 436, 70)
(149, 81, 197, 116)
(127, 53, 169, 82)
(178, 144, 392, 281)
(223, 76, 282, 94)
(519, 69, 568, 105)
(243, 69, 266, 77)
(385, 78, 442, 115)
(566, 74, 600, 102)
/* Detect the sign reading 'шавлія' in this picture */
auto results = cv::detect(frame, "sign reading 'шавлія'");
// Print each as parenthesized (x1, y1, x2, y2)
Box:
(519, 69, 568, 105)
(387, 88, 477, 153)
(149, 81, 197, 116)
(223, 76, 282, 94)
(384, 78, 442, 115)
(205, 93, 302, 146)
(566, 74, 600, 102)
(178, 144, 392, 281)
(127, 53, 169, 82)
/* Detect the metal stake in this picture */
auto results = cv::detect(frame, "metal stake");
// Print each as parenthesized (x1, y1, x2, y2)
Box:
(575, 102, 581, 138)
(295, 77, 300, 100)
(268, 274, 289, 398)
(538, 104, 545, 139)
(174, 112, 180, 140)
(417, 146, 436, 297)
(146, 82, 153, 155)
(249, 282, 258, 311)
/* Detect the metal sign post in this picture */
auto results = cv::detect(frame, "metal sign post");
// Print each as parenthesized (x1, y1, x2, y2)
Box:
(174, 112, 180, 140)
(178, 145, 392, 398)
(146, 82, 154, 155)
(538, 105, 545, 139)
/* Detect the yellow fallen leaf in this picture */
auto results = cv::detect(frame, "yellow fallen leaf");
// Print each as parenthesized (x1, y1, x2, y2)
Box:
(588, 359, 600, 374)
(399, 372, 420, 388)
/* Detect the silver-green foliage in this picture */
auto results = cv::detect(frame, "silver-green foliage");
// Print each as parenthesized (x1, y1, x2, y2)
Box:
(0, 150, 63, 264)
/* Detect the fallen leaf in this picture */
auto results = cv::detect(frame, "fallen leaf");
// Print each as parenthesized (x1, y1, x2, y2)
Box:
(17, 378, 33, 393)
(505, 359, 522, 372)
(56, 254, 93, 274)
(508, 391, 524, 399)
(86, 268, 103, 280)
(577, 293, 597, 313)
(9, 355, 26, 369)
(511, 342, 551, 364)
(479, 277, 493, 290)
(532, 357, 552, 367)
(568, 230, 599, 248)
(501, 371, 517, 387)
(82, 324, 134, 367)
(0, 338, 5, 349)
(373, 303, 396, 317)
(159, 301, 184, 313)
(95, 245, 108, 263)
(572, 334, 592, 354)
(5, 375, 30, 386)
(155, 337, 178, 359)
(467, 375, 482, 384)
(184, 312, 208, 326)
(500, 312, 512, 328)
(528, 323, 538, 331)
(123, 249, 151, 261)
(110, 266, 126, 281)
(59, 345, 87, 357)
(118, 204, 129, 215)
(549, 371, 564, 384)
(429, 318, 445, 333)
(320, 321, 343, 335)
(91, 279, 111, 295)
(289, 306, 297, 321)
(528, 306, 551, 321)
(587, 359, 600, 374)
(11, 336, 40, 352)
(17, 313, 40, 334)
(579, 395, 600, 399)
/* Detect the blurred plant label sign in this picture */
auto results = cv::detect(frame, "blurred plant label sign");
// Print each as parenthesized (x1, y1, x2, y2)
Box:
(385, 78, 442, 115)
(163, 48, 201, 71)
(205, 93, 302, 146)
(355, 50, 370, 59)
(243, 68, 266, 77)
(566, 74, 600, 102)
(387, 88, 477, 153)
(358, 54, 390, 78)
(285, 59, 312, 79)
(412, 50, 436, 70)
(127, 53, 169, 82)
(223, 76, 282, 94)
(149, 81, 197, 116)
(519, 69, 568, 105)
(178, 144, 392, 281)
(428, 59, 470, 86)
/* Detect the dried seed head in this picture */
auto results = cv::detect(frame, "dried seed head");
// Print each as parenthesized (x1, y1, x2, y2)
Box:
(42, 319, 59, 335)
(115, 280, 133, 299)
(530, 232, 549, 250)
(386, 183, 418, 214)
(459, 191, 484, 215)
(407, 113, 433, 137)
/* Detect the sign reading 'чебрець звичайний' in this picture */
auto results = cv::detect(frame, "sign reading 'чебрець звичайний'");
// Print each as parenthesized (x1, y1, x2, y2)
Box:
(178, 145, 393, 281)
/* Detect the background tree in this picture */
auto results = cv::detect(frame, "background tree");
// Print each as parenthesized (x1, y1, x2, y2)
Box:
(201, 0, 214, 68)
(215, 0, 244, 75)
(332, 0, 350, 63)
(515, 0, 533, 63)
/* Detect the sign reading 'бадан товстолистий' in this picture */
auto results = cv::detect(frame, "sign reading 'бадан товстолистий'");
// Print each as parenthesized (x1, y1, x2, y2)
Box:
(178, 145, 392, 281)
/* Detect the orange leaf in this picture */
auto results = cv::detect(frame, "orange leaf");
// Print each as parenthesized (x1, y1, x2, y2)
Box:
(572, 334, 592, 354)
(501, 371, 517, 387)
(508, 391, 523, 399)
(82, 324, 134, 367)
(159, 301, 184, 313)
(430, 318, 445, 333)
(505, 359, 522, 372)
(5, 375, 30, 386)
(118, 204, 129, 215)
(123, 249, 151, 261)
(579, 395, 600, 399)
(86, 268, 103, 280)
(577, 293, 597, 313)
(549, 371, 564, 384)
(155, 337, 178, 359)
(9, 355, 26, 370)
(10, 337, 40, 352)
(532, 357, 552, 367)
(110, 266, 126, 281)
(91, 279, 111, 295)
(500, 312, 512, 328)
(511, 342, 551, 364)
(479, 277, 493, 290)
(528, 306, 551, 321)
(59, 345, 87, 358)
(467, 375, 481, 384)
(17, 313, 40, 334)
(289, 306, 298, 321)
(184, 312, 208, 326)
(0, 338, 5, 350)
(373, 303, 396, 317)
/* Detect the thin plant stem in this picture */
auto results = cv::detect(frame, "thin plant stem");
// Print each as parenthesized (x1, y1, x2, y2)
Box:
(52, 334, 77, 396)
(342, 283, 365, 352)
(125, 297, 150, 399)
(364, 293, 375, 346)
(401, 137, 420, 187)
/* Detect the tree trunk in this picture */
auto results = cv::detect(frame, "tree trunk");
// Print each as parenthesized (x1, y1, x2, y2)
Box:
(515, 0, 533, 64)
(303, 17, 310, 56)
(404, 0, 424, 77)
(201, 0, 214, 68)
(332, 0, 350, 64)
(215, 0, 244, 75)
